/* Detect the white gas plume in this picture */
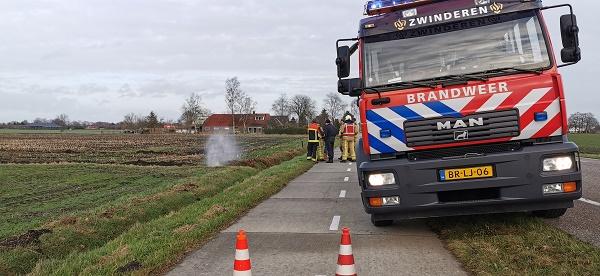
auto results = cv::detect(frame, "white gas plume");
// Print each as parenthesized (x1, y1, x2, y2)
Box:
(205, 133, 240, 167)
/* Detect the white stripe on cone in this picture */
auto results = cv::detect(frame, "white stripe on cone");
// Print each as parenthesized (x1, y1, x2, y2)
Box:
(235, 249, 249, 260)
(338, 244, 353, 255)
(233, 270, 252, 276)
(336, 264, 357, 275)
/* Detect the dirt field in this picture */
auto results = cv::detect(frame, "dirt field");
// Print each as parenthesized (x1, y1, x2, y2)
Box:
(0, 133, 301, 165)
(0, 133, 307, 275)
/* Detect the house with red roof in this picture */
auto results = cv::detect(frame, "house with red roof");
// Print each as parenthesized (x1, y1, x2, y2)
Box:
(202, 113, 271, 133)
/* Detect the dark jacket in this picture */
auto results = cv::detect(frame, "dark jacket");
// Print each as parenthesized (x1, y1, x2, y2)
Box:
(322, 123, 338, 141)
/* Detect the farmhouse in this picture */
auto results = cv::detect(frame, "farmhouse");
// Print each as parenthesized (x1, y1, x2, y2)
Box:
(203, 113, 272, 133)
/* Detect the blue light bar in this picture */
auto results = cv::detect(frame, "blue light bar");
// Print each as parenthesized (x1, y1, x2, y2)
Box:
(365, 0, 431, 15)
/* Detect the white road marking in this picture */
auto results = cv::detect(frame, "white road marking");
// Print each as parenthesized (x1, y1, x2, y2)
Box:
(329, 215, 341, 231)
(346, 168, 351, 172)
(344, 177, 349, 182)
(579, 198, 600, 207)
(348, 162, 353, 165)
(339, 190, 347, 198)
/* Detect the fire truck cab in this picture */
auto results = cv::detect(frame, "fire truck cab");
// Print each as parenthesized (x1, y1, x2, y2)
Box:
(336, 0, 583, 226)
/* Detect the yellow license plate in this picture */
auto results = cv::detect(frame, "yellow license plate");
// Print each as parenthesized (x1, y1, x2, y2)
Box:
(439, 166, 494, 181)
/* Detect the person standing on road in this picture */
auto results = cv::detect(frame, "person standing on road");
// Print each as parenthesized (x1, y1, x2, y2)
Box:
(339, 115, 359, 162)
(339, 112, 356, 160)
(306, 120, 321, 162)
(317, 125, 327, 162)
(322, 119, 337, 163)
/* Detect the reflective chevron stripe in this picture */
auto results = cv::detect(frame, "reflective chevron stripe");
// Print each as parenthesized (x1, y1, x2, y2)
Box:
(365, 87, 559, 154)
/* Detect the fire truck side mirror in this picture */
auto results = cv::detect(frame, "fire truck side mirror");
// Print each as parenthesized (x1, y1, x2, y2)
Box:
(336, 46, 351, 78)
(560, 14, 581, 63)
(338, 78, 362, 97)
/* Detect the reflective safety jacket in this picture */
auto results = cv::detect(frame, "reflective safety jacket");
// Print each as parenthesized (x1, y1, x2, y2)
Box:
(342, 123, 356, 137)
(307, 122, 321, 142)
(339, 122, 359, 140)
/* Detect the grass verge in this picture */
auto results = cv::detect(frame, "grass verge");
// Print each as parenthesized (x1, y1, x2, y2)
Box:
(581, 153, 600, 160)
(570, 133, 600, 156)
(429, 214, 600, 275)
(31, 156, 314, 275)
(0, 166, 256, 275)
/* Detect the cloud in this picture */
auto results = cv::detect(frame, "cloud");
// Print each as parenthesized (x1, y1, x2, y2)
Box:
(0, 0, 598, 122)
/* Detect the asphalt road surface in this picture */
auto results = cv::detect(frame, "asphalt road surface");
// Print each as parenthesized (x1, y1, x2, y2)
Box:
(545, 158, 600, 247)
(168, 158, 466, 275)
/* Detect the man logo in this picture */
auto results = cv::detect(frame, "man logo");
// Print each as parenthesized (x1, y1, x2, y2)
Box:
(490, 2, 504, 14)
(437, 118, 484, 130)
(394, 19, 407, 30)
(454, 130, 469, 141)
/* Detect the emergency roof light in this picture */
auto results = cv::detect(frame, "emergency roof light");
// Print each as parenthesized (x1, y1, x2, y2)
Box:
(365, 0, 433, 16)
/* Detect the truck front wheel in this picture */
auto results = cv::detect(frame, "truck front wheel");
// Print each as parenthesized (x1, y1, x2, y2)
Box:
(371, 215, 393, 227)
(532, 208, 568, 219)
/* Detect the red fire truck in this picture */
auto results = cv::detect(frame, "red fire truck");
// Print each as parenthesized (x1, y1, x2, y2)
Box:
(336, 0, 582, 226)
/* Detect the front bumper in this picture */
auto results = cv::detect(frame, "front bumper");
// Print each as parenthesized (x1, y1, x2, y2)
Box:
(359, 142, 582, 220)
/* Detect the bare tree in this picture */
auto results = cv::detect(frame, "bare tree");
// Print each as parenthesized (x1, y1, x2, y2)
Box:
(323, 93, 348, 121)
(122, 113, 137, 130)
(180, 93, 209, 132)
(350, 98, 360, 120)
(33, 118, 50, 124)
(239, 96, 257, 133)
(569, 112, 599, 133)
(289, 95, 317, 125)
(272, 94, 290, 116)
(135, 114, 147, 130)
(225, 77, 243, 131)
(52, 114, 70, 127)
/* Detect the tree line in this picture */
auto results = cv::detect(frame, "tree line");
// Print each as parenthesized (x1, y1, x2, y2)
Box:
(569, 112, 599, 133)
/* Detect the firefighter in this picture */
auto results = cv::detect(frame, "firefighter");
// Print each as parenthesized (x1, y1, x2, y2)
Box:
(339, 115, 358, 162)
(339, 112, 356, 160)
(306, 120, 320, 162)
(317, 125, 327, 161)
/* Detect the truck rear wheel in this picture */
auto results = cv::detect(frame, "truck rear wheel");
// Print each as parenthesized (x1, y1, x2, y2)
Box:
(532, 208, 567, 219)
(371, 216, 393, 227)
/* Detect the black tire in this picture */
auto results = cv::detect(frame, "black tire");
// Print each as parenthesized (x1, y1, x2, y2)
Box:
(532, 208, 568, 219)
(371, 216, 393, 227)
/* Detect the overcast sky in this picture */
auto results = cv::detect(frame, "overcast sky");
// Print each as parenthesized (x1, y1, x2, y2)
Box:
(0, 0, 597, 122)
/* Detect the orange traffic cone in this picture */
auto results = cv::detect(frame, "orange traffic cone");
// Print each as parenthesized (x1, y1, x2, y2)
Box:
(336, 227, 357, 276)
(233, 230, 252, 276)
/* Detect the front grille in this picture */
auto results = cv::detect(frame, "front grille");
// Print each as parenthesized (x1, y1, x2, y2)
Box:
(404, 109, 520, 147)
(407, 142, 521, 161)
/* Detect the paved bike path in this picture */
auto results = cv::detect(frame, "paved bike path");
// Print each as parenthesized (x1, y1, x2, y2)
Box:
(168, 160, 466, 275)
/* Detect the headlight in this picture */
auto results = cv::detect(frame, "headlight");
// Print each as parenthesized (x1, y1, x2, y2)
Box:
(367, 173, 396, 186)
(543, 156, 574, 172)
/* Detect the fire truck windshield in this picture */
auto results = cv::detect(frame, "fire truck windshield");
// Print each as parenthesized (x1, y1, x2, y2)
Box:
(363, 12, 551, 88)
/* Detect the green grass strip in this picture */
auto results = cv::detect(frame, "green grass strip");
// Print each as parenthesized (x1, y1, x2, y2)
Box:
(570, 133, 600, 155)
(0, 167, 257, 275)
(32, 156, 314, 275)
(429, 214, 600, 275)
